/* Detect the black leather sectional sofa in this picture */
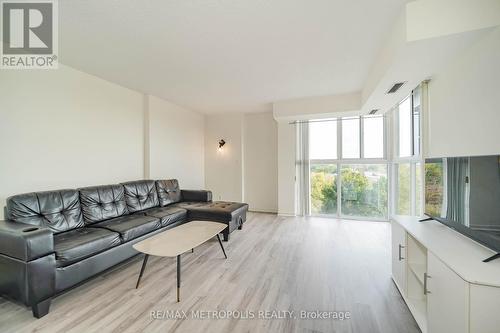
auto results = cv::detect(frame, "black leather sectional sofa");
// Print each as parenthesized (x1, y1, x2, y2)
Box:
(0, 179, 248, 318)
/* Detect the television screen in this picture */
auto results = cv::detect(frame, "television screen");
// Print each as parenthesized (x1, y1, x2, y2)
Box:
(425, 155, 500, 255)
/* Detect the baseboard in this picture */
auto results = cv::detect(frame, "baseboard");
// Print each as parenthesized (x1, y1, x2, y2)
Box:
(277, 212, 296, 217)
(249, 208, 278, 214)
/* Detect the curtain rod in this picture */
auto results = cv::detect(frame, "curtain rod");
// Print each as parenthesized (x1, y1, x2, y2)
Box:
(288, 114, 386, 125)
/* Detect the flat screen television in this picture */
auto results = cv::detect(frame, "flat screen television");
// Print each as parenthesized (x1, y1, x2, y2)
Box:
(424, 155, 500, 262)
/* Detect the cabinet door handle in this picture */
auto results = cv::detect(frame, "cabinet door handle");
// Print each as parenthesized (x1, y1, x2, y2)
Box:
(424, 272, 431, 295)
(398, 244, 405, 261)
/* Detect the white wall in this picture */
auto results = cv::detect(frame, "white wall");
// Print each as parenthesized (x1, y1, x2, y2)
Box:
(0, 65, 206, 219)
(0, 65, 144, 218)
(204, 114, 244, 202)
(148, 95, 205, 189)
(406, 0, 500, 41)
(426, 27, 500, 158)
(243, 112, 278, 213)
(204, 112, 279, 212)
(273, 92, 361, 122)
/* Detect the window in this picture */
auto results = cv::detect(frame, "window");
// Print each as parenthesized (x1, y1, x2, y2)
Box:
(393, 85, 424, 217)
(394, 162, 423, 217)
(340, 164, 388, 219)
(310, 164, 337, 214)
(396, 163, 411, 215)
(309, 120, 337, 159)
(415, 162, 422, 216)
(304, 83, 426, 219)
(363, 116, 384, 158)
(308, 115, 388, 220)
(397, 86, 421, 158)
(398, 97, 412, 157)
(413, 87, 421, 156)
(342, 117, 360, 158)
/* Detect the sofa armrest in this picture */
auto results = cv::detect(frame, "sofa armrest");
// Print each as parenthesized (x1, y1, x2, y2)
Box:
(181, 190, 213, 202)
(0, 220, 54, 261)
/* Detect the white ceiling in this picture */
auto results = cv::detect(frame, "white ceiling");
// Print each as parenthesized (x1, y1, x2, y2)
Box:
(60, 0, 409, 114)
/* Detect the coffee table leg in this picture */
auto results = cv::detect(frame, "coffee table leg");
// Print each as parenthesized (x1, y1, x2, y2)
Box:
(136, 254, 149, 289)
(216, 234, 228, 259)
(177, 254, 181, 302)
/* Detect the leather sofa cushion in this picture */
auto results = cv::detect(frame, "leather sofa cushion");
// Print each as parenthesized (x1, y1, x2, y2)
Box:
(174, 201, 249, 221)
(79, 184, 128, 224)
(139, 206, 187, 227)
(54, 227, 121, 267)
(93, 215, 161, 242)
(156, 179, 181, 206)
(6, 189, 84, 233)
(122, 180, 159, 213)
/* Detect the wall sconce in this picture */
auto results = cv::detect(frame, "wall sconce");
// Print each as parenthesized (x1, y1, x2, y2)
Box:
(218, 139, 226, 151)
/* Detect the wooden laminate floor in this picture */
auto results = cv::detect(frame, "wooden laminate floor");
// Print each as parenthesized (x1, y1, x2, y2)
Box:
(0, 213, 420, 333)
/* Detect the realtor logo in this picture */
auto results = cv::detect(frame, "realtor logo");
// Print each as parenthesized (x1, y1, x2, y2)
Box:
(1, 0, 58, 69)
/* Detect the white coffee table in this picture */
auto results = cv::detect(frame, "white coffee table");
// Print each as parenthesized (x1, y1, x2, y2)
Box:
(132, 221, 227, 302)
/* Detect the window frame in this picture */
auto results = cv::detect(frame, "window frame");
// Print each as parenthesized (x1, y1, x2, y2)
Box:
(308, 115, 389, 221)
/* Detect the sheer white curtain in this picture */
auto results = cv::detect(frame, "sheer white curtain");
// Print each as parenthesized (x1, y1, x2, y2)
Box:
(295, 122, 310, 216)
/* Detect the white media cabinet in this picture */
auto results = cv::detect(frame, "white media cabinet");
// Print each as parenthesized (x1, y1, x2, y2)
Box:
(391, 215, 500, 333)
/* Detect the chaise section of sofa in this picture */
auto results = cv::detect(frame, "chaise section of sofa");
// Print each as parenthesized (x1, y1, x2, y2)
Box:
(154, 179, 247, 240)
(0, 179, 248, 318)
(174, 201, 248, 241)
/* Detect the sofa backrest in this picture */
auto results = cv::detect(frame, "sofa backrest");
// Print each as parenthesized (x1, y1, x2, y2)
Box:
(155, 179, 181, 206)
(121, 180, 159, 213)
(6, 189, 84, 233)
(79, 184, 128, 224)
